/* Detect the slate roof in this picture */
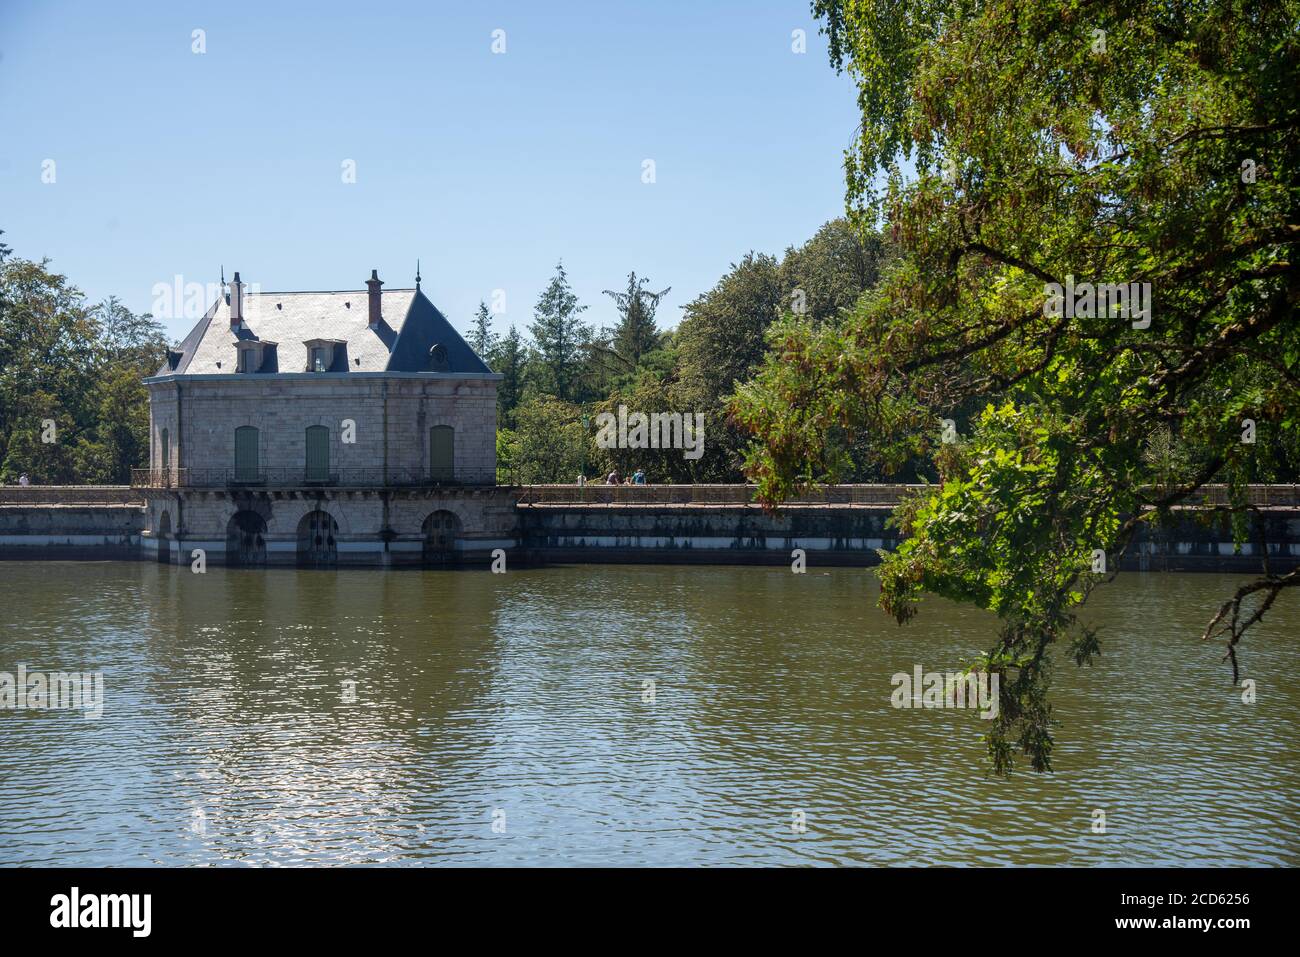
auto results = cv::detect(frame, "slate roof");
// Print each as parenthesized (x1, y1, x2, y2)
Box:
(156, 285, 493, 376)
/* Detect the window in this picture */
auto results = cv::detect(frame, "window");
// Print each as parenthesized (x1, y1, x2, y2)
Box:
(234, 426, 259, 482)
(430, 426, 454, 481)
(236, 343, 259, 373)
(305, 425, 329, 482)
(428, 343, 449, 372)
(235, 340, 275, 374)
(160, 428, 170, 473)
(303, 338, 343, 373)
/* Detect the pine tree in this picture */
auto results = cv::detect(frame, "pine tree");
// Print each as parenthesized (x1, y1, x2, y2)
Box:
(493, 325, 526, 427)
(528, 261, 589, 402)
(603, 272, 670, 369)
(468, 300, 498, 360)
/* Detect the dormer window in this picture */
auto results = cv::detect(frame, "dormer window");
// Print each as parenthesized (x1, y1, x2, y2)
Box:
(428, 343, 450, 372)
(303, 338, 346, 373)
(235, 340, 276, 374)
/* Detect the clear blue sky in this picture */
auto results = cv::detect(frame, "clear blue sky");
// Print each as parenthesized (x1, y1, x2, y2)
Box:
(0, 0, 859, 343)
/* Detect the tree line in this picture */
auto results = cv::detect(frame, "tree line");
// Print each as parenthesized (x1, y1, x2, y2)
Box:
(0, 219, 894, 487)
(477, 219, 892, 484)
(0, 233, 168, 484)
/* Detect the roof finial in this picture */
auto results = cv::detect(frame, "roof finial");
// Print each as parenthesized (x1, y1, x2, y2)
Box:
(415, 259, 421, 291)
(221, 264, 226, 288)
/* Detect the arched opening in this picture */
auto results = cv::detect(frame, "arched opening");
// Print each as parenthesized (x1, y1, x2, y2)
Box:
(430, 425, 454, 482)
(297, 509, 339, 566)
(157, 510, 172, 564)
(226, 510, 267, 566)
(422, 510, 460, 564)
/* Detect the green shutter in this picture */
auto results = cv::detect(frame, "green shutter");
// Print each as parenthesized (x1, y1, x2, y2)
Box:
(306, 426, 329, 481)
(234, 427, 259, 481)
(430, 426, 454, 481)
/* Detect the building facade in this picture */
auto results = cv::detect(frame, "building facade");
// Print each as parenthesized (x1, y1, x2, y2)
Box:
(137, 270, 516, 566)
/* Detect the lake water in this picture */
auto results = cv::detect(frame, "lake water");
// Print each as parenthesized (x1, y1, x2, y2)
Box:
(0, 561, 1295, 866)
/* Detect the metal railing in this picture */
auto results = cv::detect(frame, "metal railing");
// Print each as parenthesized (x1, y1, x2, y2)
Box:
(0, 486, 146, 506)
(515, 483, 928, 506)
(129, 467, 503, 489)
(515, 482, 1300, 507)
(10, 480, 1300, 508)
(1164, 484, 1300, 507)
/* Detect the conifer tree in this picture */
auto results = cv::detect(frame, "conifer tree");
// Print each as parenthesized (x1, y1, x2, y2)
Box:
(528, 261, 590, 402)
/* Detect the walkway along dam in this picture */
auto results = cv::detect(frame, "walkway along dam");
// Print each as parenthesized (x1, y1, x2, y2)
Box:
(1, 483, 1297, 572)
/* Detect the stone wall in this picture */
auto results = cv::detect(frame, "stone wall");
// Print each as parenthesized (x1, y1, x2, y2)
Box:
(148, 373, 498, 481)
(0, 505, 145, 559)
(3, 495, 1298, 572)
(517, 504, 1300, 570)
(1123, 510, 1300, 572)
(518, 505, 902, 565)
(143, 487, 519, 566)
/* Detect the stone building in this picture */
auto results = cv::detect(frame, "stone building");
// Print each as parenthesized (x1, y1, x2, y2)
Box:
(137, 269, 516, 566)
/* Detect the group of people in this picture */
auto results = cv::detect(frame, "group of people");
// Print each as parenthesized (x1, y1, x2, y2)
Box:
(2, 473, 32, 486)
(576, 469, 646, 486)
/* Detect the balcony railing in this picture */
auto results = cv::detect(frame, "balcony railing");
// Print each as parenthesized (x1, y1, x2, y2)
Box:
(130, 467, 504, 489)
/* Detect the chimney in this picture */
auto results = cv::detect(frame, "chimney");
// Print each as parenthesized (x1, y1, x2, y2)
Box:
(366, 269, 384, 329)
(230, 271, 244, 330)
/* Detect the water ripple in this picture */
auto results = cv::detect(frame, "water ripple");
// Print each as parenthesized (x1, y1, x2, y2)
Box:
(0, 562, 1295, 865)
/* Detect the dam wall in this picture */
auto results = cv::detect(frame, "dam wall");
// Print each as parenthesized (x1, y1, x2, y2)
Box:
(517, 504, 900, 565)
(516, 503, 1300, 571)
(1, 485, 1298, 571)
(0, 504, 146, 560)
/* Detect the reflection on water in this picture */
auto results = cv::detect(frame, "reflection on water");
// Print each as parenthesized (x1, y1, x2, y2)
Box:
(0, 561, 1295, 866)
